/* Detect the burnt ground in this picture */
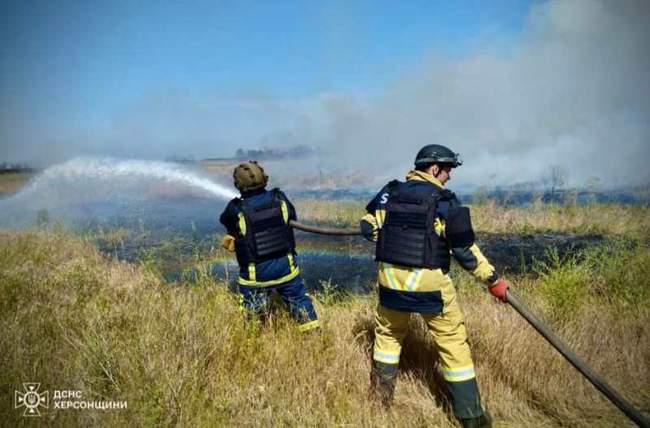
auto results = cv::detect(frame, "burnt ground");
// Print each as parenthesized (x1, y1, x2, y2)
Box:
(475, 232, 606, 275)
(92, 224, 612, 289)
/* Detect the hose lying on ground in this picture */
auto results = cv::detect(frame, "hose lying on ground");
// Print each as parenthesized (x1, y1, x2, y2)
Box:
(507, 290, 649, 428)
(288, 219, 649, 427)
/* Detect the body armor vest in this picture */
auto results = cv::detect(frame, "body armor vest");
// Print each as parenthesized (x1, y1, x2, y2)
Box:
(376, 181, 453, 271)
(235, 190, 296, 265)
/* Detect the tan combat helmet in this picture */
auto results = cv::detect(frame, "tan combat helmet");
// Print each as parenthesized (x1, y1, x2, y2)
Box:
(233, 161, 269, 192)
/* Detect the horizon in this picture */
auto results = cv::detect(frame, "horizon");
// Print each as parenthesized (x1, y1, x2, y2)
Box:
(1, 0, 649, 190)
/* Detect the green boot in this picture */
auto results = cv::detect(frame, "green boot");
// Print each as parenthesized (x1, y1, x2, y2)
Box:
(459, 412, 492, 428)
(370, 361, 398, 407)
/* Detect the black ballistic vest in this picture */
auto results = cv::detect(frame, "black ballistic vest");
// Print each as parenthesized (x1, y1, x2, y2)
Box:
(376, 181, 454, 271)
(235, 190, 296, 265)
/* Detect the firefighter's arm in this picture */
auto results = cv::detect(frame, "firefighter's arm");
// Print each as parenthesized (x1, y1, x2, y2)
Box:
(361, 185, 390, 242)
(219, 201, 238, 252)
(451, 244, 499, 284)
(219, 200, 237, 230)
(360, 213, 379, 242)
(446, 205, 499, 285)
(452, 243, 511, 302)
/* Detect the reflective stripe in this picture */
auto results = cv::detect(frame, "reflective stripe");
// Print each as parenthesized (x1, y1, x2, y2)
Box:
(238, 212, 247, 236)
(434, 217, 445, 236)
(376, 208, 386, 228)
(443, 366, 476, 382)
(298, 320, 320, 332)
(247, 263, 256, 282)
(237, 267, 301, 287)
(379, 262, 403, 291)
(373, 350, 400, 364)
(287, 253, 295, 271)
(405, 268, 424, 292)
(280, 200, 289, 223)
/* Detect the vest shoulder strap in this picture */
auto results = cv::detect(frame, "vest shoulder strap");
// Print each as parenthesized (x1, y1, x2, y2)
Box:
(232, 197, 244, 214)
(385, 179, 401, 196)
(432, 188, 457, 220)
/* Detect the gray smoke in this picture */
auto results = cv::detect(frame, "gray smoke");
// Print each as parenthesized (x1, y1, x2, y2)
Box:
(1, 0, 648, 190)
(314, 0, 650, 189)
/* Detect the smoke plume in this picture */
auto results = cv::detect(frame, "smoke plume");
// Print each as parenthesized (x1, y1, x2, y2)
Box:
(1, 0, 648, 190)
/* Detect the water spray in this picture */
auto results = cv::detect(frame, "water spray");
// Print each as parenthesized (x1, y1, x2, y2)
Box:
(4, 157, 237, 203)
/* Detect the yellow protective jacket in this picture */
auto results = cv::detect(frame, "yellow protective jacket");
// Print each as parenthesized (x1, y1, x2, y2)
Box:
(361, 170, 498, 312)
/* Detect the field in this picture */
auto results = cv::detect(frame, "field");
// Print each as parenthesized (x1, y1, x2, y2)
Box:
(0, 171, 32, 195)
(294, 198, 650, 239)
(1, 199, 649, 426)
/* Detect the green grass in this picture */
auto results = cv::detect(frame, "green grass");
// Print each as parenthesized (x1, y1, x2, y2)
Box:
(533, 239, 650, 317)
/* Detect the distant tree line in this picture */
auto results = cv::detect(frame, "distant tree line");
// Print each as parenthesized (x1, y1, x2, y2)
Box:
(165, 155, 196, 164)
(0, 162, 34, 173)
(234, 145, 315, 160)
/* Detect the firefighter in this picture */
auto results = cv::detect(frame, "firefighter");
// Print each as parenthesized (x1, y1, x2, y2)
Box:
(360, 145, 510, 428)
(219, 161, 320, 332)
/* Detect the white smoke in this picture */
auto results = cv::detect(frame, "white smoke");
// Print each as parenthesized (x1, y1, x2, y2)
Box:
(313, 0, 650, 189)
(1, 0, 648, 190)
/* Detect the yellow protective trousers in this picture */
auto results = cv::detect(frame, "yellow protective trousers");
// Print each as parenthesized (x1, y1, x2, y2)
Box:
(372, 284, 484, 419)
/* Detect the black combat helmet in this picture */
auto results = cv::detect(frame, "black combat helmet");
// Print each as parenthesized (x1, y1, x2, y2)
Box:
(414, 144, 462, 168)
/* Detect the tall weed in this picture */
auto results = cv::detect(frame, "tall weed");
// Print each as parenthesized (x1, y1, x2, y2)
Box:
(1, 230, 648, 427)
(535, 240, 650, 317)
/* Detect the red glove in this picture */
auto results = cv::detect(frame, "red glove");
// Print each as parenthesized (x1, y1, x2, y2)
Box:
(488, 277, 509, 302)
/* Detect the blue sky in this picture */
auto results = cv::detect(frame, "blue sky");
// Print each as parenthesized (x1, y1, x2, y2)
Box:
(0, 0, 529, 127)
(1, 0, 648, 189)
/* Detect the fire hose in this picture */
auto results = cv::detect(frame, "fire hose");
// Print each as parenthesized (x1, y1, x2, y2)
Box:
(290, 220, 361, 236)
(289, 219, 650, 427)
(505, 290, 649, 427)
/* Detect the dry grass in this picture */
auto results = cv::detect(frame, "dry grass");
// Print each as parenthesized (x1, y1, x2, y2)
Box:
(471, 200, 650, 239)
(295, 198, 366, 227)
(294, 198, 650, 239)
(0, 172, 33, 195)
(1, 229, 648, 426)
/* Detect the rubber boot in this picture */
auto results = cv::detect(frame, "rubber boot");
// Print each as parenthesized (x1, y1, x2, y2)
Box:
(459, 411, 492, 428)
(370, 361, 398, 407)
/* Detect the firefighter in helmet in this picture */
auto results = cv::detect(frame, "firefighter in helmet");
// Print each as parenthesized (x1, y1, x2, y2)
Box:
(360, 145, 509, 427)
(219, 161, 320, 332)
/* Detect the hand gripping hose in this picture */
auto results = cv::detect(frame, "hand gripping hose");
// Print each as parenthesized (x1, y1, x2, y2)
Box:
(287, 220, 649, 426)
